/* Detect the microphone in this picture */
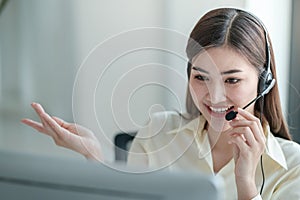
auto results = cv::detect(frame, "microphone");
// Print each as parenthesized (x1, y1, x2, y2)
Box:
(225, 79, 275, 121)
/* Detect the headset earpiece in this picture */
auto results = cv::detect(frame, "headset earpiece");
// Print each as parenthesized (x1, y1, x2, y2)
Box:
(258, 68, 274, 95)
(256, 16, 275, 97)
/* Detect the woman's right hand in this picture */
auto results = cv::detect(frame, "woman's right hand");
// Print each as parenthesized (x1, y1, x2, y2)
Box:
(21, 103, 103, 161)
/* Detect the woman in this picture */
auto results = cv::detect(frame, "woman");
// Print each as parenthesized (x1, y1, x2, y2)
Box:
(22, 8, 300, 200)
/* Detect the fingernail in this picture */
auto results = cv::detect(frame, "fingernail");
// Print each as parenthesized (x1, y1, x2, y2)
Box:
(237, 107, 244, 112)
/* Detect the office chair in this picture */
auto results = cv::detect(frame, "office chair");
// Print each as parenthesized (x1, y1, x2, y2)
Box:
(114, 132, 136, 162)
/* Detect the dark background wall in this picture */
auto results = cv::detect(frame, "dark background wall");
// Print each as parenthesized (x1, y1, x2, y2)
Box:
(288, 0, 300, 143)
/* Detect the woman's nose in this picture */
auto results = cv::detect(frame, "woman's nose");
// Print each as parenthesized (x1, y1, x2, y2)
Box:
(208, 82, 226, 104)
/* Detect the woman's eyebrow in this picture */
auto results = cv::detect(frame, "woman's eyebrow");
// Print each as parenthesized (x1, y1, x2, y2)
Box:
(192, 66, 209, 74)
(192, 66, 242, 75)
(221, 69, 243, 75)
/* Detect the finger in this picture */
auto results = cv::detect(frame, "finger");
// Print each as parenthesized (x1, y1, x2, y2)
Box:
(41, 113, 64, 133)
(28, 103, 79, 146)
(31, 102, 47, 117)
(52, 117, 82, 136)
(229, 134, 249, 153)
(237, 108, 264, 133)
(21, 118, 50, 135)
(31, 103, 52, 129)
(229, 126, 256, 146)
(42, 114, 76, 142)
(231, 112, 265, 144)
(230, 120, 264, 143)
(43, 115, 84, 148)
(232, 108, 265, 142)
(29, 105, 63, 139)
(31, 104, 65, 138)
(52, 116, 71, 129)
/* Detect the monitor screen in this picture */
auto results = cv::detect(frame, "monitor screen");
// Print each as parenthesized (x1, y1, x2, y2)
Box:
(0, 150, 224, 200)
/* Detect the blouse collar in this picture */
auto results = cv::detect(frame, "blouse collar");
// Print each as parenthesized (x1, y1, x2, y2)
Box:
(166, 115, 288, 170)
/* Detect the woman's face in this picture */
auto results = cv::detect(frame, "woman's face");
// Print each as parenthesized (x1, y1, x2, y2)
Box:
(189, 46, 259, 132)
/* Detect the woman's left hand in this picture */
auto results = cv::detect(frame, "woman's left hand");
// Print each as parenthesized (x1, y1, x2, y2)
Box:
(228, 107, 266, 199)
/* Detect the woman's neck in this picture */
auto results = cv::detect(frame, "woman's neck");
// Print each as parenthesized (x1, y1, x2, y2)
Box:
(207, 126, 234, 173)
(207, 126, 233, 155)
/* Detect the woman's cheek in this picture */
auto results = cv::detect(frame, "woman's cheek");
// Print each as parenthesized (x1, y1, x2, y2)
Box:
(227, 88, 256, 114)
(189, 82, 206, 108)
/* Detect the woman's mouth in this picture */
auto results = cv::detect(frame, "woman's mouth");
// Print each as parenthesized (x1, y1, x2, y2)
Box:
(207, 105, 234, 117)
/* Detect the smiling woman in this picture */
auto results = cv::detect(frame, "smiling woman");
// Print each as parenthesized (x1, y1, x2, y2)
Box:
(21, 7, 300, 200)
(127, 8, 299, 200)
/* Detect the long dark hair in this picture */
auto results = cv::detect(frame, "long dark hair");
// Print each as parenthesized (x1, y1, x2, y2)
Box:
(185, 8, 291, 140)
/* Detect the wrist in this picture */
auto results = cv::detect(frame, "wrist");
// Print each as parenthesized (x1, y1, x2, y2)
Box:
(83, 149, 103, 162)
(236, 179, 258, 200)
(85, 153, 102, 162)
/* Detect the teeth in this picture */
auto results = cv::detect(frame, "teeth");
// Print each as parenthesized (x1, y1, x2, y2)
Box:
(210, 106, 232, 113)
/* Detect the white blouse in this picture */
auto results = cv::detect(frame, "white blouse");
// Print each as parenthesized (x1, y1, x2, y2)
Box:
(127, 111, 300, 199)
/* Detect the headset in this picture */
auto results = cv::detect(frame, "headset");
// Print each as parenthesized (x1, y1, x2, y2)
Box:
(225, 10, 276, 121)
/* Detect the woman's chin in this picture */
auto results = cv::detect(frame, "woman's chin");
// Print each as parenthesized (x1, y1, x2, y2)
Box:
(208, 117, 231, 133)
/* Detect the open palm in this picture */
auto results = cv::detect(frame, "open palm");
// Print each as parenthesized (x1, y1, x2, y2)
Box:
(21, 103, 102, 161)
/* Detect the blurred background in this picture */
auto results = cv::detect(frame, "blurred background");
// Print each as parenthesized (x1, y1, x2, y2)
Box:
(0, 0, 298, 162)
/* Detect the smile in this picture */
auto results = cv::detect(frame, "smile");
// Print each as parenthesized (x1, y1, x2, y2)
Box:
(209, 106, 234, 113)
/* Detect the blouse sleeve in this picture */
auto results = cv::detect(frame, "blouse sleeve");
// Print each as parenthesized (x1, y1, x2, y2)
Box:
(126, 134, 149, 169)
(126, 111, 175, 169)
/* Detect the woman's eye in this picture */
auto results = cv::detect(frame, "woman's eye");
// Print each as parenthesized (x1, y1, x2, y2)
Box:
(225, 78, 240, 84)
(194, 75, 209, 81)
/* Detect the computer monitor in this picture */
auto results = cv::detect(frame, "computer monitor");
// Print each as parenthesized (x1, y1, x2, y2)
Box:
(0, 150, 224, 200)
